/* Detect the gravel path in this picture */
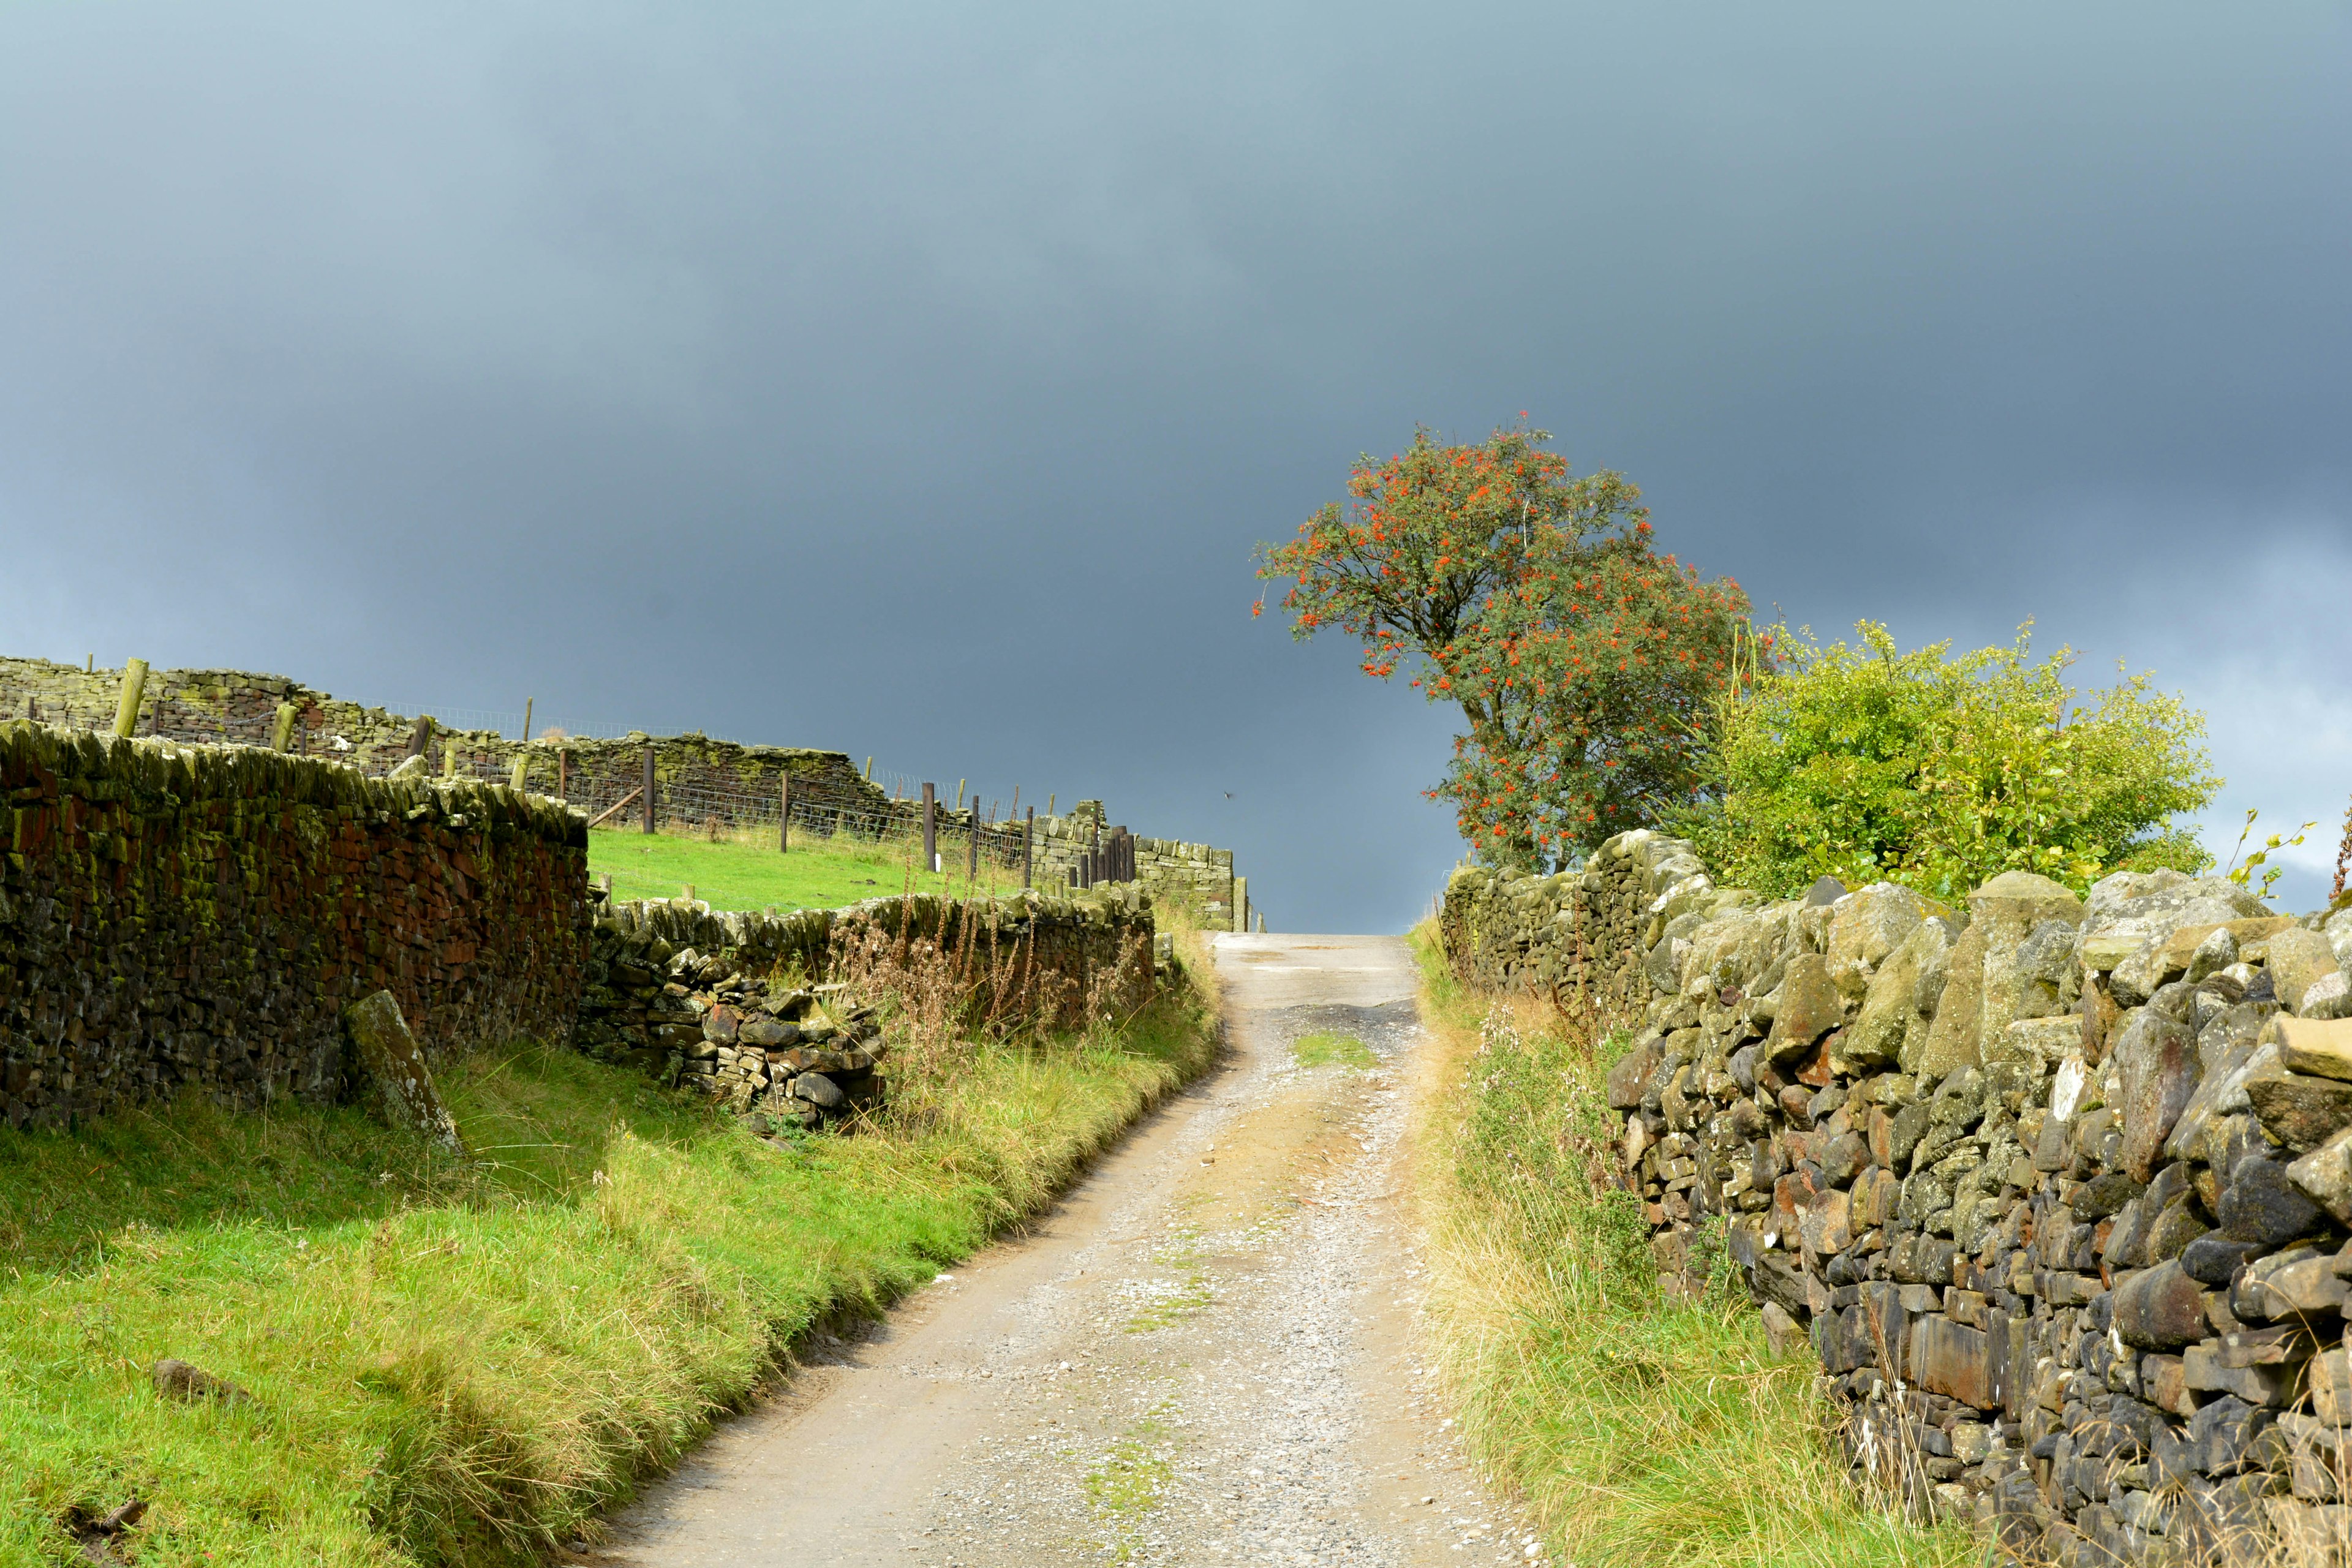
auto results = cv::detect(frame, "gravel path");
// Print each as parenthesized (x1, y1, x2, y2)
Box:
(590, 932, 1537, 1568)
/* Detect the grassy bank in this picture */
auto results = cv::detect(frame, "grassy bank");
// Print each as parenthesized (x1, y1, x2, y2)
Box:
(587, 826, 1029, 912)
(1405, 925, 1967, 1568)
(0, 987, 1216, 1564)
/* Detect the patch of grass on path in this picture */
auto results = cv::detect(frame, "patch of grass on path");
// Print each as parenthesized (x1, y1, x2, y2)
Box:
(587, 826, 1032, 913)
(1404, 924, 1969, 1568)
(0, 995, 1216, 1566)
(1289, 1031, 1373, 1070)
(1084, 1400, 1178, 1565)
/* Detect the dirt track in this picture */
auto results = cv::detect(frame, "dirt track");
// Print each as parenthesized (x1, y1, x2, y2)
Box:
(591, 932, 1532, 1567)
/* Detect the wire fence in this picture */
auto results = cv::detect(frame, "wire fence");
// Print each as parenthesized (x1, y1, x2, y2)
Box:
(564, 768, 1141, 890)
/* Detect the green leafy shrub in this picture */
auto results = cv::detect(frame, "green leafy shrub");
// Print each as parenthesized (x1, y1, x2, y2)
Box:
(1674, 620, 2218, 899)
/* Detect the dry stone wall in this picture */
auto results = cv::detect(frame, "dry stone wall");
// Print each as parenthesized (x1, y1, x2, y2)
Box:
(1445, 831, 2352, 1565)
(0, 705, 1170, 1145)
(0, 722, 589, 1131)
(0, 657, 1253, 927)
(1027, 801, 1238, 929)
(572, 884, 1162, 1128)
(0, 655, 884, 823)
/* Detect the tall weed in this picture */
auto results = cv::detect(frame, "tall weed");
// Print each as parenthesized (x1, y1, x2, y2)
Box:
(827, 893, 1160, 1120)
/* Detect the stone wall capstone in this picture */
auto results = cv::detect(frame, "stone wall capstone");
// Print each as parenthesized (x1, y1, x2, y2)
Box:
(1444, 831, 2352, 1564)
(0, 721, 589, 1131)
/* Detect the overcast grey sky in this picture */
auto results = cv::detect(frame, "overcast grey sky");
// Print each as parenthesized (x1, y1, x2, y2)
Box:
(4, 2, 2348, 929)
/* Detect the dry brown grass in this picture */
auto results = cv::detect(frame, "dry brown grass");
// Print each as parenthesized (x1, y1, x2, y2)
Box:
(1404, 925, 1973, 1568)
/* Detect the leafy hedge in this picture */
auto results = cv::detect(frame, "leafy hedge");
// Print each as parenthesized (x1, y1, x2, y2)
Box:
(1673, 620, 2216, 899)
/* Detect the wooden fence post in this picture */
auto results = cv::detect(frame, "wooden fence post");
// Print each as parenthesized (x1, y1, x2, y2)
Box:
(405, 714, 432, 760)
(780, 775, 790, 853)
(1023, 807, 1035, 888)
(522, 696, 533, 744)
(642, 747, 657, 834)
(967, 790, 979, 881)
(111, 659, 149, 739)
(558, 748, 570, 800)
(922, 783, 937, 873)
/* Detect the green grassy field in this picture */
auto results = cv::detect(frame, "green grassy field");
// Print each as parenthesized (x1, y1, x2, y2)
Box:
(1407, 927, 1969, 1568)
(0, 992, 1216, 1565)
(587, 827, 1031, 912)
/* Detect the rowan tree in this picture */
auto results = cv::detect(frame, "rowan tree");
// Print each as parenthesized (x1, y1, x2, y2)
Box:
(1255, 423, 1755, 869)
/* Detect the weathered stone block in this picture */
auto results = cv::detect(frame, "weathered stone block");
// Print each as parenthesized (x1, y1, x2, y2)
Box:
(2114, 1260, 2207, 1349)
(1766, 952, 1843, 1063)
(342, 991, 464, 1153)
(2276, 1016, 2352, 1082)
(1912, 1313, 1994, 1408)
(2274, 929, 2349, 1020)
(2247, 1065, 2352, 1153)
(2185, 1342, 2299, 1406)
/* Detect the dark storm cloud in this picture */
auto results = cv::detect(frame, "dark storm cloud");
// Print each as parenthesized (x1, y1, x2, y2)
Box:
(3, 2, 2347, 927)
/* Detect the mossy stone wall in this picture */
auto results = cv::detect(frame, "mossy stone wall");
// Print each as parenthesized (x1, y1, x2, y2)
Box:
(0, 722, 589, 1130)
(1444, 832, 2352, 1563)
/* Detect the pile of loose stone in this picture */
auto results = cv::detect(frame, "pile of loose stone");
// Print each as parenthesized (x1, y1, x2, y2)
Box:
(584, 935, 883, 1132)
(1446, 834, 2352, 1566)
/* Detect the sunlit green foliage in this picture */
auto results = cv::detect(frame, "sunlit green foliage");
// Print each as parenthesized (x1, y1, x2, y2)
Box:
(1674, 620, 2218, 899)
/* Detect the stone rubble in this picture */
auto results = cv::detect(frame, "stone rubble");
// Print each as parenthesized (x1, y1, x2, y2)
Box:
(1446, 831, 2352, 1566)
(570, 886, 1162, 1131)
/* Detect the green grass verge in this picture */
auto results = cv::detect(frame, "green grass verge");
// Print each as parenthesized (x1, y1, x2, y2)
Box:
(586, 826, 1031, 913)
(1288, 1031, 1373, 1070)
(1406, 924, 1969, 1568)
(0, 995, 1216, 1566)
